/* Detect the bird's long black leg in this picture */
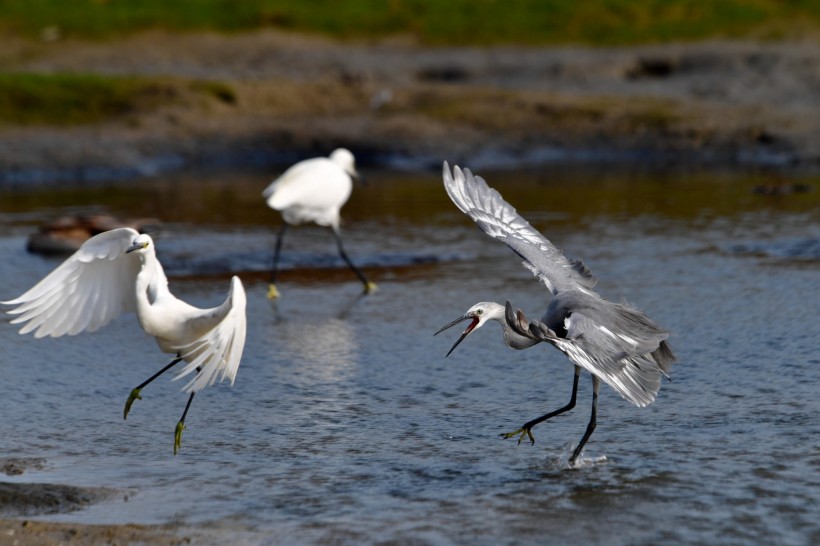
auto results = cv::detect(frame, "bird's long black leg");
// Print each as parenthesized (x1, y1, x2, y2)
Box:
(569, 375, 600, 465)
(174, 390, 196, 456)
(173, 365, 203, 455)
(502, 365, 581, 445)
(268, 224, 288, 299)
(123, 356, 182, 420)
(331, 228, 376, 294)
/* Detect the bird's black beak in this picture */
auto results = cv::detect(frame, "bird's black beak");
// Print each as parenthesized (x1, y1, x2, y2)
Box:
(126, 242, 145, 254)
(352, 171, 367, 187)
(434, 315, 479, 357)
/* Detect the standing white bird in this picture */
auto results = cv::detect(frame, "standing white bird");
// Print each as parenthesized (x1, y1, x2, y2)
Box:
(435, 163, 675, 466)
(262, 148, 377, 299)
(1, 228, 247, 455)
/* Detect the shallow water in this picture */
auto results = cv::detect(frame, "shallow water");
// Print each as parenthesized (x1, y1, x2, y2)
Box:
(0, 166, 818, 545)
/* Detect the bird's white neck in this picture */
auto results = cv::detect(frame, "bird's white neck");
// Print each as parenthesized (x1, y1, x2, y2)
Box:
(135, 248, 170, 308)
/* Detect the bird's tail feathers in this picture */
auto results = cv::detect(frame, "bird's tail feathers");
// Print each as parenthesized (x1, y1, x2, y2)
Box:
(651, 339, 676, 377)
(172, 276, 247, 393)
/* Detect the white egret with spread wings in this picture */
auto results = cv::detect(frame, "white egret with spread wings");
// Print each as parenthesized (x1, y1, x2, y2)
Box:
(2, 228, 246, 455)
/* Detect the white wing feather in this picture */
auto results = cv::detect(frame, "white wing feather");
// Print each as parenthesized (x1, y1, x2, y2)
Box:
(172, 276, 247, 393)
(2, 228, 141, 338)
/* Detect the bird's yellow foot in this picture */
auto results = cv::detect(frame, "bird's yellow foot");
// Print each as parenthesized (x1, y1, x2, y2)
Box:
(501, 426, 535, 445)
(123, 388, 142, 420)
(267, 284, 280, 300)
(174, 421, 186, 456)
(363, 281, 378, 294)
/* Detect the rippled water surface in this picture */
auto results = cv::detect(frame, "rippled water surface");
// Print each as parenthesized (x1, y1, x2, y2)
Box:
(0, 166, 818, 545)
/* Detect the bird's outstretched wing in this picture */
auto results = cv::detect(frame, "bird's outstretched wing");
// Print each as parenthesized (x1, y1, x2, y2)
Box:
(529, 298, 674, 407)
(172, 276, 247, 393)
(442, 162, 596, 295)
(2, 228, 141, 338)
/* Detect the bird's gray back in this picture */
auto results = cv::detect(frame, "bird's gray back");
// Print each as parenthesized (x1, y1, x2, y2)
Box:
(442, 162, 596, 295)
(545, 291, 667, 347)
(537, 290, 675, 406)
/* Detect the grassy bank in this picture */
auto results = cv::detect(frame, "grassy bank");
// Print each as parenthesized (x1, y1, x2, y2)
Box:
(1, 0, 819, 45)
(0, 73, 236, 126)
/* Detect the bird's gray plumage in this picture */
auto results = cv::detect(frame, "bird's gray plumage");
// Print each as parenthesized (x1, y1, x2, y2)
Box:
(443, 162, 597, 296)
(441, 161, 675, 410)
(531, 290, 673, 406)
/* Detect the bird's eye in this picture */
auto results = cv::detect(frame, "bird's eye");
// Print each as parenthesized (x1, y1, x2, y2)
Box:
(476, 309, 483, 315)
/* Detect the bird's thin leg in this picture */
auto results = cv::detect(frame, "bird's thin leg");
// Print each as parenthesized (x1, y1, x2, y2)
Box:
(268, 224, 288, 299)
(173, 365, 203, 455)
(174, 391, 196, 456)
(123, 356, 182, 420)
(331, 228, 376, 294)
(569, 375, 600, 465)
(502, 365, 581, 445)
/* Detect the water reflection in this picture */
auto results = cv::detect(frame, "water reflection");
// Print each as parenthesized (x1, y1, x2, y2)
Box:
(271, 301, 361, 386)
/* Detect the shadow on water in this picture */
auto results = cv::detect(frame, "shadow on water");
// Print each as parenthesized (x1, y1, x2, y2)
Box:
(0, 165, 818, 544)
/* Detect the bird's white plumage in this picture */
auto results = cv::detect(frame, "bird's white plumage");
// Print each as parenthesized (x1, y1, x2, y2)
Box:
(172, 276, 247, 392)
(3, 228, 141, 338)
(2, 228, 247, 394)
(262, 148, 357, 230)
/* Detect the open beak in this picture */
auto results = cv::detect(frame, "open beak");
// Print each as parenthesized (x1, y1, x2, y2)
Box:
(434, 315, 479, 357)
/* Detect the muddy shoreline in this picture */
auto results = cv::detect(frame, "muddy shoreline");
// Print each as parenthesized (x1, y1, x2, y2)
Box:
(0, 458, 246, 545)
(2, 30, 819, 184)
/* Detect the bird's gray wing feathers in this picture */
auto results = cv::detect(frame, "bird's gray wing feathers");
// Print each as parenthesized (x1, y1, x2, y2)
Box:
(443, 162, 596, 295)
(2, 228, 141, 338)
(530, 299, 675, 407)
(172, 276, 247, 393)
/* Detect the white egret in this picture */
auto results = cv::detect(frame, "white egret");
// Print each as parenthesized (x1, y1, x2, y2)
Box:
(2, 228, 247, 455)
(262, 148, 376, 299)
(435, 163, 675, 465)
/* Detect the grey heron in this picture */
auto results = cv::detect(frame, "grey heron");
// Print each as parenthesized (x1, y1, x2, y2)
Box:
(262, 148, 377, 299)
(2, 228, 247, 455)
(435, 163, 675, 465)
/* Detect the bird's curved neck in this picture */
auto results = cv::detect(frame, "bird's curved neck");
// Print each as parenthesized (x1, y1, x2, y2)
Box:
(135, 249, 170, 307)
(487, 302, 540, 350)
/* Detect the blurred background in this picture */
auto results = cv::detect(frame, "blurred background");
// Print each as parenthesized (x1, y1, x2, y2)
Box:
(1, 0, 820, 178)
(0, 3, 818, 545)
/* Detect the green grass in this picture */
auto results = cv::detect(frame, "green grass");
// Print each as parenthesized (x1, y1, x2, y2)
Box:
(1, 0, 820, 45)
(0, 73, 156, 125)
(0, 73, 235, 126)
